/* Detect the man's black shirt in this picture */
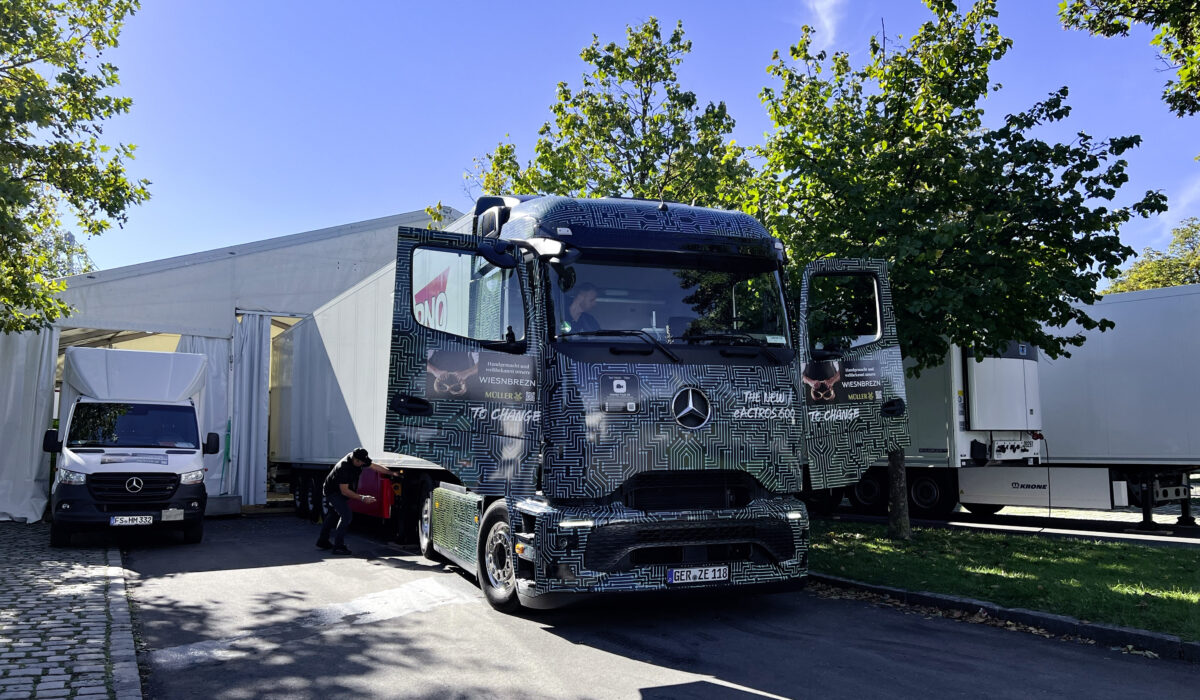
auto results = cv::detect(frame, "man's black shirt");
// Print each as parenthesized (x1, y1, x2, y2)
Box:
(323, 452, 362, 497)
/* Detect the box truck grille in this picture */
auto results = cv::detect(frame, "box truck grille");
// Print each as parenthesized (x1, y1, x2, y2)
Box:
(583, 519, 796, 572)
(88, 473, 179, 503)
(619, 471, 761, 512)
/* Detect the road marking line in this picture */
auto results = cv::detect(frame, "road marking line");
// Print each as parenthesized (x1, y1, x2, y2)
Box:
(150, 576, 478, 671)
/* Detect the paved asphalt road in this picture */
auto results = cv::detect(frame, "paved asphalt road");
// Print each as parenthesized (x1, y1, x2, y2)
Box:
(113, 515, 1198, 700)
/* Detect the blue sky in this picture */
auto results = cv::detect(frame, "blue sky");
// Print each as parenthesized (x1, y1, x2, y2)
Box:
(87, 0, 1200, 270)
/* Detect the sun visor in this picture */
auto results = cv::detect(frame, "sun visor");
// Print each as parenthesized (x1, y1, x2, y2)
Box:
(63, 346, 207, 403)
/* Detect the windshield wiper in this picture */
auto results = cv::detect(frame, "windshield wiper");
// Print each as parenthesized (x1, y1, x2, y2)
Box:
(558, 330, 681, 363)
(684, 331, 785, 365)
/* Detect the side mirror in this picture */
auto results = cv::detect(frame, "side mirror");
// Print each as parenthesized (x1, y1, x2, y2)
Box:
(203, 433, 220, 455)
(42, 429, 61, 454)
(476, 239, 519, 269)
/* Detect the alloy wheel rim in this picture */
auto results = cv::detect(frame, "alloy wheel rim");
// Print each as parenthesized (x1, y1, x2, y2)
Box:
(485, 522, 514, 593)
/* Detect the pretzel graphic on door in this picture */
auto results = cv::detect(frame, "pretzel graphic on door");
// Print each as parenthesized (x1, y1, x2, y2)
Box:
(426, 351, 480, 397)
(801, 360, 841, 402)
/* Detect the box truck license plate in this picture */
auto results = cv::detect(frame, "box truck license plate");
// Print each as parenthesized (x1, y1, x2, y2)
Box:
(110, 515, 153, 526)
(668, 565, 729, 584)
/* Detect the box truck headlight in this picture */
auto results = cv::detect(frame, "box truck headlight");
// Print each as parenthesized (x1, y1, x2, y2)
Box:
(180, 469, 205, 485)
(55, 469, 86, 486)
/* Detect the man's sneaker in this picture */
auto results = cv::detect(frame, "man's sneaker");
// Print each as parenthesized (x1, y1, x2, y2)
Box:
(331, 545, 352, 555)
(315, 539, 332, 550)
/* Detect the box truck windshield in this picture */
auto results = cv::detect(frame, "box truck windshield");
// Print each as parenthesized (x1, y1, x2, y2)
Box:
(67, 403, 200, 449)
(550, 256, 790, 345)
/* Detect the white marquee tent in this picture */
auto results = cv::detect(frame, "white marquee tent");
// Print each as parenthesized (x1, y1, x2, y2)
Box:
(0, 208, 453, 522)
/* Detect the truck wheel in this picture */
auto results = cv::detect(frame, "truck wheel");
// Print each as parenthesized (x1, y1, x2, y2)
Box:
(49, 521, 72, 548)
(908, 471, 957, 519)
(847, 469, 887, 515)
(960, 503, 1003, 516)
(182, 520, 204, 544)
(417, 478, 441, 560)
(477, 500, 520, 613)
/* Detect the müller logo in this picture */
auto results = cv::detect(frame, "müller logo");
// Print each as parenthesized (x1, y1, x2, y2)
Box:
(1011, 482, 1048, 490)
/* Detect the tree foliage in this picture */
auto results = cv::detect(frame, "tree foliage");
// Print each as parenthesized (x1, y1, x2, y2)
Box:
(1107, 217, 1200, 291)
(1060, 0, 1200, 118)
(751, 0, 1168, 375)
(470, 18, 751, 207)
(1, 0, 148, 333)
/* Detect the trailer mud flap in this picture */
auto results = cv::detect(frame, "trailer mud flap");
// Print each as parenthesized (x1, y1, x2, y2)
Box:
(795, 259, 909, 488)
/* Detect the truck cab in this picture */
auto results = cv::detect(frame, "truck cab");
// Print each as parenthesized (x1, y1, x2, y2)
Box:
(385, 196, 909, 609)
(44, 348, 218, 546)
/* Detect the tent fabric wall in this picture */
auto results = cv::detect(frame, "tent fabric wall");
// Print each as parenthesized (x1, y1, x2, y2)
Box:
(176, 335, 232, 494)
(0, 329, 60, 522)
(231, 313, 271, 505)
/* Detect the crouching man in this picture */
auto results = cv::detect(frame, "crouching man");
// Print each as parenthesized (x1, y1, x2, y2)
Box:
(316, 447, 392, 555)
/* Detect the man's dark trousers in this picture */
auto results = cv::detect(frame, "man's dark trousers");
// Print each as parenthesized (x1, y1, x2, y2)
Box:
(318, 493, 353, 546)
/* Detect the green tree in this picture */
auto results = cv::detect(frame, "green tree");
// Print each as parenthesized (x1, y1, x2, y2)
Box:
(752, 0, 1167, 538)
(1060, 0, 1200, 117)
(1107, 217, 1200, 291)
(470, 18, 751, 207)
(1, 0, 148, 334)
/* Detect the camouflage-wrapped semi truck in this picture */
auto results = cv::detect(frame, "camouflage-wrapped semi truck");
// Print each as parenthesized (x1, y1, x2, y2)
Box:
(275, 195, 910, 611)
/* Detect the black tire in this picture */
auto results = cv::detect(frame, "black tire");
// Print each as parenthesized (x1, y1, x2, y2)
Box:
(182, 519, 204, 544)
(846, 469, 888, 515)
(49, 521, 72, 548)
(477, 500, 520, 613)
(908, 471, 957, 519)
(416, 477, 440, 560)
(803, 487, 844, 516)
(960, 502, 1003, 516)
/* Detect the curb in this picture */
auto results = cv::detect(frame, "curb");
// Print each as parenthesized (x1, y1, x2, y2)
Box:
(105, 549, 143, 700)
(809, 572, 1200, 664)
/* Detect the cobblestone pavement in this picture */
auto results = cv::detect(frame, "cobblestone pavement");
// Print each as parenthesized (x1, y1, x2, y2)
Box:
(0, 523, 140, 700)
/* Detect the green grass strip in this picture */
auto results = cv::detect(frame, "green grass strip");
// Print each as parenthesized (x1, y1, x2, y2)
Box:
(810, 520, 1200, 641)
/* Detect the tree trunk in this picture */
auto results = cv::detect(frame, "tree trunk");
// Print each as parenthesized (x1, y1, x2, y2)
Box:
(887, 448, 911, 540)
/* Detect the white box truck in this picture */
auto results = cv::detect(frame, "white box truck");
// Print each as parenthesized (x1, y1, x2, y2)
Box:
(839, 284, 1199, 526)
(44, 347, 220, 546)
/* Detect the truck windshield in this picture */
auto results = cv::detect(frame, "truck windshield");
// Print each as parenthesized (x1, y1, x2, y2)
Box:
(67, 403, 200, 449)
(549, 258, 789, 346)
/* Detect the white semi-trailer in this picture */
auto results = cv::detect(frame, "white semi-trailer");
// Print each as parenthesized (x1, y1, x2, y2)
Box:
(840, 284, 1199, 527)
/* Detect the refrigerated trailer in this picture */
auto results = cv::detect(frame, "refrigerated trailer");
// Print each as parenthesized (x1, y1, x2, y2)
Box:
(841, 284, 1200, 526)
(269, 194, 911, 610)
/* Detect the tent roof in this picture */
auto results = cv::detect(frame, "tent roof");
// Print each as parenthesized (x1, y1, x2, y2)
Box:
(54, 208, 460, 340)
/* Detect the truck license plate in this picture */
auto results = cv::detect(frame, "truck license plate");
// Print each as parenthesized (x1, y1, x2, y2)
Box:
(110, 515, 153, 526)
(667, 565, 729, 584)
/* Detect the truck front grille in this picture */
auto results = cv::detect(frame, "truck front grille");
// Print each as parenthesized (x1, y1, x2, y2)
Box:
(619, 470, 762, 512)
(88, 473, 179, 503)
(583, 518, 797, 572)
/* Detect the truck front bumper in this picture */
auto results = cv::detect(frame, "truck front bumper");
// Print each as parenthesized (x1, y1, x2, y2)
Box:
(512, 497, 809, 607)
(51, 483, 207, 528)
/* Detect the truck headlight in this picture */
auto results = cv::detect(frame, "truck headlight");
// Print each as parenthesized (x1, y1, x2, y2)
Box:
(55, 469, 86, 486)
(180, 469, 205, 485)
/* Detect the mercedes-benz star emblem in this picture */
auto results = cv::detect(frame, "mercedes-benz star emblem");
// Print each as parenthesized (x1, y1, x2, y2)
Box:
(125, 477, 144, 493)
(672, 387, 712, 429)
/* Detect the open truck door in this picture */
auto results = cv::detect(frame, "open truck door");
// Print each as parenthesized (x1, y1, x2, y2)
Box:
(795, 259, 908, 488)
(384, 227, 541, 493)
